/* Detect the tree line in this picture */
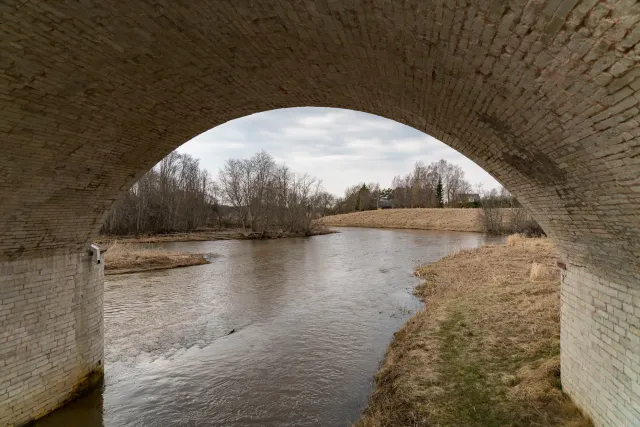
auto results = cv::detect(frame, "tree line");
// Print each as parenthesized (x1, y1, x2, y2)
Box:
(101, 150, 333, 236)
(331, 159, 473, 214)
(329, 159, 543, 235)
(216, 150, 333, 234)
(392, 159, 472, 208)
(102, 151, 216, 235)
(102, 150, 543, 237)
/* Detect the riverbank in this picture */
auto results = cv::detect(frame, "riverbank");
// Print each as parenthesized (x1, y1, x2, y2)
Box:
(356, 236, 592, 427)
(103, 242, 212, 275)
(316, 208, 486, 232)
(97, 227, 336, 244)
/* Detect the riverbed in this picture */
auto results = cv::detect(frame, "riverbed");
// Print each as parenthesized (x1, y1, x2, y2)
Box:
(35, 228, 503, 427)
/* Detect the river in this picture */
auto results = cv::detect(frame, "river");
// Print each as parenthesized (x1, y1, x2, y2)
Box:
(35, 228, 504, 427)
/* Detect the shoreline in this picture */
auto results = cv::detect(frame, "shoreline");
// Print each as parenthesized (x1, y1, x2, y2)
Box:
(105, 254, 211, 275)
(356, 236, 592, 427)
(102, 242, 213, 275)
(97, 227, 336, 245)
(316, 208, 487, 233)
(100, 228, 336, 275)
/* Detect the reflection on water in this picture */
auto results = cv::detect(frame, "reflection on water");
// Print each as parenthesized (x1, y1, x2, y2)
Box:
(35, 228, 504, 427)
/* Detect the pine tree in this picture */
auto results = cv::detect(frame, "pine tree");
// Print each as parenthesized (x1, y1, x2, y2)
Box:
(436, 176, 444, 208)
(358, 184, 368, 211)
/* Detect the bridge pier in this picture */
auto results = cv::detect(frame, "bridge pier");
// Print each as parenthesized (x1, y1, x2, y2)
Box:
(0, 252, 104, 426)
(1, 255, 639, 425)
(561, 266, 640, 426)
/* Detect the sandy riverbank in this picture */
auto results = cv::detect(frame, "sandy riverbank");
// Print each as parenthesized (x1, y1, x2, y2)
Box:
(356, 236, 592, 427)
(316, 209, 486, 232)
(97, 227, 336, 245)
(101, 228, 336, 274)
(103, 242, 212, 275)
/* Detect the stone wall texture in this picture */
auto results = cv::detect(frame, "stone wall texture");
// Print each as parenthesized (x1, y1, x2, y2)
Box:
(0, 0, 638, 425)
(562, 266, 640, 426)
(0, 253, 104, 426)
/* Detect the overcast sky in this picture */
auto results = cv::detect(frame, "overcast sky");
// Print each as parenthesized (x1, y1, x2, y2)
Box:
(179, 107, 500, 196)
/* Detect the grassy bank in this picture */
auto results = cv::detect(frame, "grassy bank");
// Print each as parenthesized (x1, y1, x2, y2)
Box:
(98, 227, 336, 244)
(316, 209, 486, 232)
(103, 242, 211, 275)
(356, 236, 592, 427)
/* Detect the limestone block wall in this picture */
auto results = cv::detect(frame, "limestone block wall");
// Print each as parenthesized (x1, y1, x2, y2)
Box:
(561, 266, 640, 427)
(0, 252, 104, 426)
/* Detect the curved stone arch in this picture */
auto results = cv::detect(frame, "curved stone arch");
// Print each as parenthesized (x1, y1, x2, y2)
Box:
(92, 100, 541, 235)
(3, 75, 636, 280)
(1, 1, 639, 426)
(102, 102, 506, 197)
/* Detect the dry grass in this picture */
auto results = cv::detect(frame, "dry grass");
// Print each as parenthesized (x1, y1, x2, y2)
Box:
(507, 233, 525, 246)
(316, 209, 487, 232)
(317, 209, 541, 235)
(530, 262, 557, 281)
(356, 238, 592, 427)
(103, 241, 211, 275)
(507, 233, 550, 248)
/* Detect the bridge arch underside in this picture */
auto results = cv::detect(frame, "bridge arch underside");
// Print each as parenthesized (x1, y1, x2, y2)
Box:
(1, 1, 639, 426)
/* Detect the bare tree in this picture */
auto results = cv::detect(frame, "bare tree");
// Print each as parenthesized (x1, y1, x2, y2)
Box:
(101, 152, 220, 235)
(480, 187, 544, 235)
(219, 158, 248, 228)
(480, 188, 505, 234)
(216, 151, 329, 235)
(386, 159, 471, 209)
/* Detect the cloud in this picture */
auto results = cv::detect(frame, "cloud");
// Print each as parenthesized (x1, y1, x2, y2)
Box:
(295, 110, 348, 127)
(178, 107, 501, 196)
(343, 119, 398, 133)
(282, 126, 331, 140)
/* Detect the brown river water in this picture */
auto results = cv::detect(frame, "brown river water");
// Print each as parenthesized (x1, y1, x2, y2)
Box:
(35, 228, 504, 427)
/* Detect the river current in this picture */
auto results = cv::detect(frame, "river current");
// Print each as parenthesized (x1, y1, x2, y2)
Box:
(35, 228, 503, 427)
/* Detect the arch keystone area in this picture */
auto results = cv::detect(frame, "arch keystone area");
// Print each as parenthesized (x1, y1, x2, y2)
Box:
(1, 1, 639, 426)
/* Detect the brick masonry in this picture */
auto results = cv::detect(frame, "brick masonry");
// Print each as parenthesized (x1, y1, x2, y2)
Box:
(0, 0, 638, 425)
(562, 266, 640, 426)
(0, 253, 103, 426)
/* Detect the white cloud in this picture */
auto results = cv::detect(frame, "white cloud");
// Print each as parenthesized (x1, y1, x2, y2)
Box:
(386, 138, 428, 154)
(296, 110, 348, 127)
(344, 137, 384, 151)
(179, 107, 500, 196)
(282, 126, 331, 139)
(343, 119, 399, 133)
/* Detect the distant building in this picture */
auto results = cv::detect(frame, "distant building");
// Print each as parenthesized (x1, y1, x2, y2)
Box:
(459, 193, 480, 203)
(378, 199, 394, 209)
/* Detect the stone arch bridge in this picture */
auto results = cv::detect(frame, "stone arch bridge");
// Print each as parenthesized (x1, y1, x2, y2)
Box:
(1, 1, 639, 426)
